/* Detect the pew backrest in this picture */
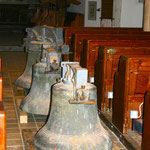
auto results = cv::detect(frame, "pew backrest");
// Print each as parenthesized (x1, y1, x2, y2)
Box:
(64, 27, 143, 45)
(71, 32, 150, 62)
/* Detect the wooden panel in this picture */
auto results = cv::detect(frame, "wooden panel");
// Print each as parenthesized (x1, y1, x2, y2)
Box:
(0, 58, 2, 101)
(0, 101, 6, 150)
(135, 73, 150, 94)
(94, 46, 106, 111)
(0, 74, 2, 101)
(113, 55, 150, 134)
(64, 27, 143, 46)
(142, 92, 150, 150)
(0, 59, 1, 72)
(93, 46, 150, 111)
(112, 56, 129, 134)
(74, 33, 150, 62)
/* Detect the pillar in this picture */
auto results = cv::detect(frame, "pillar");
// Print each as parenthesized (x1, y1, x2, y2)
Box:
(144, 0, 150, 31)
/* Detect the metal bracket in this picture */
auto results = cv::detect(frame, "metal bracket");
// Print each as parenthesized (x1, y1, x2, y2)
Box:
(69, 100, 96, 105)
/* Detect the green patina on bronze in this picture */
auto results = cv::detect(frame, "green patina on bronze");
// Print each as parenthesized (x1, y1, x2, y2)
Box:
(34, 82, 113, 150)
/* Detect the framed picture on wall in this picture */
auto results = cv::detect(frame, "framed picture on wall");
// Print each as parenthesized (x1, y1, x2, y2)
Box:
(88, 1, 97, 20)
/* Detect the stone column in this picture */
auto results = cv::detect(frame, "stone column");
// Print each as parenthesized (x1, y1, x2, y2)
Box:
(144, 0, 150, 31)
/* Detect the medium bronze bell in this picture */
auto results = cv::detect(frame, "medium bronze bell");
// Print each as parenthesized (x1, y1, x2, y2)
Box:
(20, 48, 61, 115)
(20, 61, 60, 115)
(34, 63, 112, 150)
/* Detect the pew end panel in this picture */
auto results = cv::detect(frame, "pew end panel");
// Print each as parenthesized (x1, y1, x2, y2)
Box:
(0, 101, 6, 150)
(113, 55, 150, 134)
(96, 46, 150, 112)
(0, 58, 1, 72)
(94, 46, 107, 111)
(112, 56, 129, 134)
(0, 74, 2, 101)
(0, 59, 2, 101)
(142, 91, 150, 150)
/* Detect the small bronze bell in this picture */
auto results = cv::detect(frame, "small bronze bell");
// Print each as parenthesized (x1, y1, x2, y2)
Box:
(34, 63, 113, 150)
(15, 42, 42, 94)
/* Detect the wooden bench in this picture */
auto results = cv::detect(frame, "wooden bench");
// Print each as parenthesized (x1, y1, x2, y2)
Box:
(81, 39, 150, 78)
(62, 27, 147, 61)
(0, 68, 6, 149)
(0, 59, 1, 72)
(142, 91, 150, 150)
(0, 59, 2, 101)
(94, 45, 150, 112)
(112, 55, 150, 134)
(0, 73, 2, 101)
(79, 41, 150, 112)
(71, 32, 150, 62)
(64, 27, 143, 45)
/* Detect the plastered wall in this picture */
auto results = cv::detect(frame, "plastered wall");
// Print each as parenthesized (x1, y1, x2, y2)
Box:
(120, 0, 144, 27)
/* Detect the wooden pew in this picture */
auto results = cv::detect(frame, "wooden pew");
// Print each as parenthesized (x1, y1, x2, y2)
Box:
(142, 91, 150, 150)
(0, 73, 2, 101)
(81, 39, 150, 79)
(62, 27, 147, 61)
(0, 60, 6, 149)
(0, 58, 1, 72)
(0, 59, 2, 101)
(112, 55, 150, 134)
(63, 27, 143, 45)
(94, 44, 150, 112)
(0, 101, 6, 150)
(71, 32, 150, 62)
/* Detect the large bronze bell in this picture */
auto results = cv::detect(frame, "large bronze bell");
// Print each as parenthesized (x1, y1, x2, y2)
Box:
(20, 48, 61, 115)
(34, 63, 113, 150)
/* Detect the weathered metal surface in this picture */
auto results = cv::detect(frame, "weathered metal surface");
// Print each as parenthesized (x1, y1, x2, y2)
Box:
(20, 61, 60, 115)
(15, 43, 42, 90)
(34, 63, 112, 149)
(25, 26, 69, 54)
(34, 82, 113, 150)
(15, 26, 69, 91)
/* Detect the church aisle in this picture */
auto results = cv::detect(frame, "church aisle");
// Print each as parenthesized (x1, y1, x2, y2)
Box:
(0, 51, 127, 150)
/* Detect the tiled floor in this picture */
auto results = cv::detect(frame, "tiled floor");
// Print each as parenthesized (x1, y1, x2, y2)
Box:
(0, 51, 128, 150)
(102, 111, 142, 148)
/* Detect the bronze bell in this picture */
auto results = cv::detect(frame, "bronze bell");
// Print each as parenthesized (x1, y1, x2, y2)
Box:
(20, 48, 61, 115)
(15, 42, 42, 94)
(34, 63, 113, 150)
(16, 26, 69, 94)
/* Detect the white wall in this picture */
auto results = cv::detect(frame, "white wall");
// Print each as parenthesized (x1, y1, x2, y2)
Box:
(67, 0, 85, 14)
(113, 0, 122, 27)
(68, 0, 144, 27)
(84, 0, 101, 27)
(120, 0, 144, 27)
